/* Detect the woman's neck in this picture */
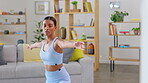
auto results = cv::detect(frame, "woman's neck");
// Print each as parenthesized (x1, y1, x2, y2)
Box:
(46, 35, 56, 44)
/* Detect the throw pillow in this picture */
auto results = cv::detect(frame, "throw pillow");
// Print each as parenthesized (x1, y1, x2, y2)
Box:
(70, 48, 84, 61)
(63, 48, 74, 64)
(23, 44, 42, 62)
(0, 44, 7, 65)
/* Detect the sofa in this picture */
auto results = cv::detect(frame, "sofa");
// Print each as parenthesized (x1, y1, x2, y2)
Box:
(0, 44, 94, 83)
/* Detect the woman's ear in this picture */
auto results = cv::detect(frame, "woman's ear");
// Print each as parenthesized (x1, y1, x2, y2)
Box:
(55, 26, 57, 30)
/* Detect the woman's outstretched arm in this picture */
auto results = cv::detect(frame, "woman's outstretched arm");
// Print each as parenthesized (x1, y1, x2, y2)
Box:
(56, 38, 85, 50)
(27, 40, 46, 50)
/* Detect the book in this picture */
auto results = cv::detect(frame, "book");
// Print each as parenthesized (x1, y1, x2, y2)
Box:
(85, 2, 92, 12)
(90, 18, 93, 26)
(73, 24, 85, 26)
(0, 10, 2, 15)
(70, 30, 78, 40)
(83, 2, 87, 12)
(119, 30, 130, 35)
(87, 36, 94, 40)
(55, 4, 60, 13)
(110, 24, 117, 35)
(109, 24, 114, 35)
(113, 24, 117, 35)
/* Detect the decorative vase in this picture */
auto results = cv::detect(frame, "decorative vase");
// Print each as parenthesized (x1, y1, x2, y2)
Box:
(19, 11, 23, 15)
(81, 33, 86, 40)
(60, 27, 66, 39)
(5, 19, 8, 23)
(10, 10, 14, 14)
(17, 39, 24, 44)
(2, 12, 6, 15)
(73, 5, 77, 9)
(134, 30, 139, 35)
(4, 30, 9, 34)
(16, 18, 20, 24)
(88, 43, 94, 54)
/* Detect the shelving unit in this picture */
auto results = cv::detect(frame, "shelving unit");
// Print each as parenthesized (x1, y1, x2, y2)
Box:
(108, 21, 141, 72)
(54, 0, 99, 71)
(0, 9, 27, 44)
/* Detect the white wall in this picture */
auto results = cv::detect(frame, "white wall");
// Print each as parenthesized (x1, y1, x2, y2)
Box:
(99, 0, 141, 65)
(0, 0, 141, 65)
(140, 0, 148, 82)
(25, 0, 54, 44)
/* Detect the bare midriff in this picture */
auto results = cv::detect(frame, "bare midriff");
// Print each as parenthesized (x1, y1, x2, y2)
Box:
(44, 64, 63, 72)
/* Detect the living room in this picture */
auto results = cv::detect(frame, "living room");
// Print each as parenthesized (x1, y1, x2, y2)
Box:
(0, 0, 148, 83)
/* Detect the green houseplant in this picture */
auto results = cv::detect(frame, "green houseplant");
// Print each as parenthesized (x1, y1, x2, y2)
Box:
(31, 21, 45, 43)
(110, 11, 129, 22)
(132, 27, 140, 35)
(71, 1, 78, 9)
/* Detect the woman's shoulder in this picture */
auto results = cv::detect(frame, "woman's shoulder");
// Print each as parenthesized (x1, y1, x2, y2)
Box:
(55, 38, 65, 46)
(41, 40, 46, 44)
(56, 38, 64, 42)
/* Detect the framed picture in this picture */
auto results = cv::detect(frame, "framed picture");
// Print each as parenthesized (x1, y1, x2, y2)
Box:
(35, 1, 50, 15)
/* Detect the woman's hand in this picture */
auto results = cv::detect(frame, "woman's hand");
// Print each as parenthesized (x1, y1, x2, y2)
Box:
(27, 45, 32, 50)
(27, 40, 45, 50)
(74, 42, 85, 51)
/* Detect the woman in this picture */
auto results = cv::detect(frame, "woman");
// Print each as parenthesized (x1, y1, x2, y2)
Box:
(28, 16, 85, 83)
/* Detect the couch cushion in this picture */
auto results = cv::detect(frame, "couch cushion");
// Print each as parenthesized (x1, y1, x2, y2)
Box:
(64, 61, 81, 75)
(63, 48, 74, 64)
(16, 62, 45, 78)
(0, 63, 16, 79)
(3, 45, 17, 62)
(23, 44, 42, 62)
(70, 48, 84, 61)
(17, 44, 24, 62)
(0, 45, 7, 65)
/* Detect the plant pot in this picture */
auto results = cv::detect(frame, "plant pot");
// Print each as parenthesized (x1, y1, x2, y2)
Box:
(134, 30, 139, 35)
(116, 16, 124, 22)
(73, 5, 77, 9)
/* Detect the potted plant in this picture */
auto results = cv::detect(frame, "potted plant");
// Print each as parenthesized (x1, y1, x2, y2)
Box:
(132, 27, 140, 35)
(31, 21, 45, 43)
(110, 11, 129, 22)
(71, 1, 78, 9)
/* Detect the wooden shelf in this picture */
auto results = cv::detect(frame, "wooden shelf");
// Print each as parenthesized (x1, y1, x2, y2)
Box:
(84, 53, 94, 56)
(54, 0, 99, 71)
(109, 58, 139, 62)
(109, 46, 140, 49)
(109, 21, 141, 23)
(109, 20, 141, 72)
(109, 34, 140, 36)
(0, 32, 26, 35)
(54, 12, 95, 14)
(0, 23, 26, 25)
(0, 13, 25, 15)
(0, 33, 26, 35)
(0, 9, 27, 44)
(68, 12, 95, 14)
(68, 26, 95, 28)
(69, 39, 94, 42)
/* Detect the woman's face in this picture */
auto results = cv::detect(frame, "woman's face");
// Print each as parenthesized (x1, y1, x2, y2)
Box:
(42, 19, 57, 36)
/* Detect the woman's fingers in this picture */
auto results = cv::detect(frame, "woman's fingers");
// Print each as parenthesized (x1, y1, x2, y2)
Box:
(27, 45, 32, 50)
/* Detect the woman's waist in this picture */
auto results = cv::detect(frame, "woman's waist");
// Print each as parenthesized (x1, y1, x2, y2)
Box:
(43, 60, 63, 65)
(44, 64, 63, 72)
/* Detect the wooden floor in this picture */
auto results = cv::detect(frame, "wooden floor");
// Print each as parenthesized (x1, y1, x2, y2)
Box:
(94, 64, 139, 83)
